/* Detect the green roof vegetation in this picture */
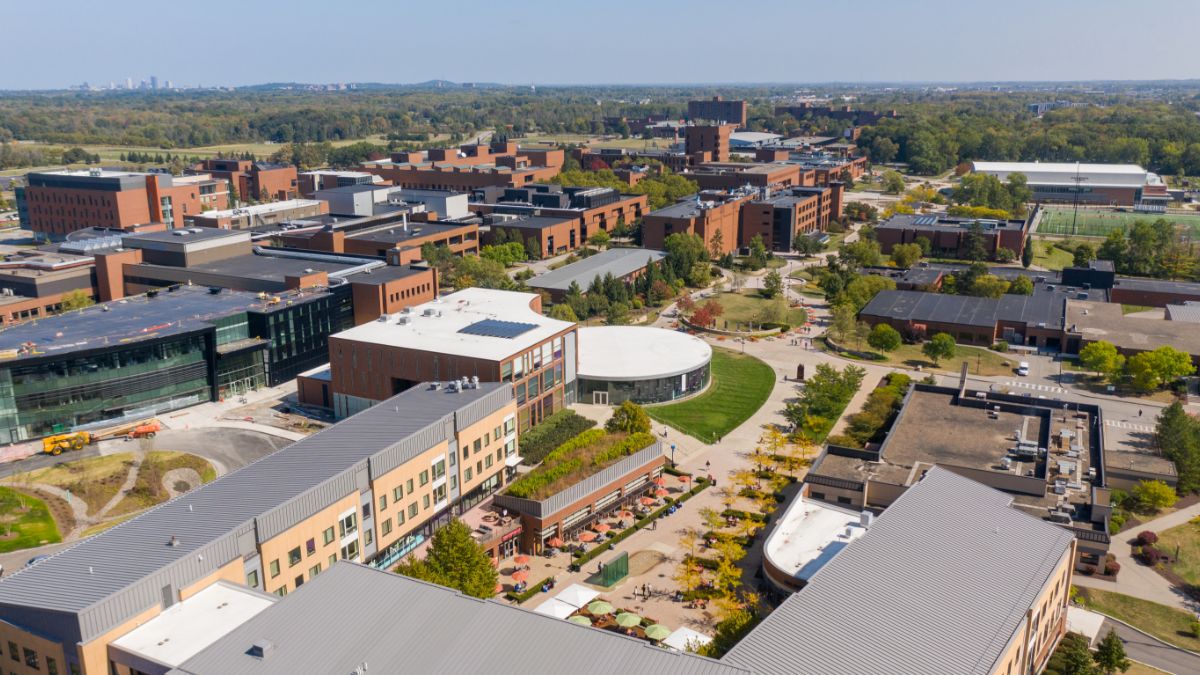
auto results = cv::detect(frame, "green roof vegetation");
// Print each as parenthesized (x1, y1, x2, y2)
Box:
(506, 429, 655, 500)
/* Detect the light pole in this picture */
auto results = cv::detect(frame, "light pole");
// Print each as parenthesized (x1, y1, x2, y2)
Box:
(670, 443, 676, 469)
(1070, 164, 1089, 237)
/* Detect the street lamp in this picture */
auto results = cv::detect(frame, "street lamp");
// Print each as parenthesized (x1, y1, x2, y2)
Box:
(670, 443, 676, 469)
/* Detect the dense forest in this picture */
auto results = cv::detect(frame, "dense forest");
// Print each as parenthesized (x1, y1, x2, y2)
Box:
(5, 84, 1200, 176)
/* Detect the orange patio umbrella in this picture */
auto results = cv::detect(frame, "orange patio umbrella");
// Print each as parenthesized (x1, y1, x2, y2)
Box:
(512, 570, 529, 583)
(639, 496, 658, 506)
(678, 474, 692, 483)
(547, 537, 564, 548)
(654, 488, 669, 497)
(593, 523, 612, 533)
(652, 476, 667, 486)
(618, 510, 634, 520)
(494, 583, 505, 594)
(514, 554, 530, 565)
(578, 531, 598, 542)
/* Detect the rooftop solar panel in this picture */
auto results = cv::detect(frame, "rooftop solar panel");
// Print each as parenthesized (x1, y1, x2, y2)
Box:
(458, 319, 539, 339)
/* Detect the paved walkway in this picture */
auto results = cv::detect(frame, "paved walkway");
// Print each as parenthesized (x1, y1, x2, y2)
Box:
(1101, 618, 1200, 675)
(1075, 502, 1200, 613)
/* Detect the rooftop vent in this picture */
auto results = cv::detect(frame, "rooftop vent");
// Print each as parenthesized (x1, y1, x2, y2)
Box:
(248, 640, 275, 660)
(169, 535, 180, 547)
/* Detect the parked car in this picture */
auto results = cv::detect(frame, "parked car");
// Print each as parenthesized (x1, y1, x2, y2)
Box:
(1017, 362, 1030, 376)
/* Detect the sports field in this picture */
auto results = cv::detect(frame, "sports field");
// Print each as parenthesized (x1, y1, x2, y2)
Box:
(1036, 206, 1200, 238)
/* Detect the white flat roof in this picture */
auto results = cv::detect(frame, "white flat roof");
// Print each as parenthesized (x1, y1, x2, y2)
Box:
(201, 199, 324, 219)
(332, 288, 575, 362)
(764, 497, 867, 583)
(972, 161, 1149, 188)
(577, 326, 712, 381)
(110, 581, 275, 667)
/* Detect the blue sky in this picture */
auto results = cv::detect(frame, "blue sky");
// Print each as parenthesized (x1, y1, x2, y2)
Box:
(5, 0, 1197, 89)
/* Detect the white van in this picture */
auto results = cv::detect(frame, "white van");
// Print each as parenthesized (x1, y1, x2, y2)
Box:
(1017, 362, 1030, 376)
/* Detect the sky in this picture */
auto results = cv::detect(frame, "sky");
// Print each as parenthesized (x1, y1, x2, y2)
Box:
(4, 0, 1198, 89)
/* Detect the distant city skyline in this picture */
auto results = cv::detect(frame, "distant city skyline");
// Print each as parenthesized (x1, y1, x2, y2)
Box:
(4, 0, 1199, 90)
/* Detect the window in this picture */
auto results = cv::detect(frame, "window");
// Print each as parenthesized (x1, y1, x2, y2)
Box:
(484, 434, 490, 447)
(362, 502, 372, 519)
(423, 494, 430, 510)
(476, 460, 483, 474)
(464, 467, 473, 481)
(7, 642, 16, 662)
(309, 564, 321, 578)
(473, 439, 481, 454)
(396, 509, 405, 525)
(837, 496, 852, 505)
(23, 648, 38, 669)
(382, 518, 392, 536)
(450, 475, 457, 490)
(47, 657, 58, 675)
(246, 570, 259, 588)
(323, 526, 335, 545)
(406, 478, 414, 494)
(432, 460, 445, 480)
(496, 448, 502, 462)
(295, 575, 305, 588)
(393, 486, 403, 502)
(810, 491, 825, 501)
(494, 425, 502, 440)
(269, 560, 280, 578)
(275, 587, 287, 597)
(433, 484, 446, 503)
(338, 512, 357, 538)
(341, 539, 359, 560)
(364, 529, 374, 546)
(419, 470, 429, 486)
(288, 547, 302, 567)
(408, 503, 418, 519)
(329, 553, 337, 568)
(378, 494, 387, 511)
(485, 454, 493, 469)
(305, 538, 316, 556)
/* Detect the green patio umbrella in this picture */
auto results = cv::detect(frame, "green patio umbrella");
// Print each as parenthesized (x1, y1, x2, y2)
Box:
(568, 615, 593, 626)
(615, 612, 642, 628)
(644, 624, 671, 641)
(587, 600, 615, 615)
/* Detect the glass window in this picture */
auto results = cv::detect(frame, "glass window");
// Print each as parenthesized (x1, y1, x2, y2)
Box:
(423, 494, 430, 510)
(378, 494, 387, 511)
(397, 509, 405, 525)
(393, 486, 403, 502)
(22, 648, 38, 669)
(364, 529, 374, 546)
(406, 478, 414, 494)
(305, 538, 316, 556)
(473, 439, 481, 453)
(433, 460, 445, 480)
(269, 560, 280, 578)
(295, 574, 304, 588)
(419, 470, 429, 486)
(485, 454, 493, 469)
(494, 425, 502, 439)
(329, 553, 337, 568)
(408, 503, 418, 519)
(341, 539, 359, 560)
(433, 484, 446, 503)
(47, 657, 59, 675)
(323, 527, 335, 545)
(338, 512, 357, 538)
(309, 564, 321, 578)
(465, 466, 473, 481)
(382, 518, 392, 536)
(246, 570, 259, 588)
(288, 547, 302, 567)
(275, 587, 287, 597)
(7, 642, 16, 662)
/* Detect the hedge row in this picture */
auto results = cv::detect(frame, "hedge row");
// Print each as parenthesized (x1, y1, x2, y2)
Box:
(506, 576, 555, 604)
(519, 410, 597, 465)
(721, 508, 767, 523)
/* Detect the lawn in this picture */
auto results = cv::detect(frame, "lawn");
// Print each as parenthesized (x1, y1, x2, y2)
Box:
(647, 348, 775, 442)
(831, 340, 1016, 377)
(0, 487, 62, 553)
(11, 453, 135, 515)
(1037, 206, 1200, 238)
(1074, 586, 1200, 652)
(711, 291, 808, 331)
(1031, 239, 1076, 270)
(1156, 518, 1200, 587)
(1122, 304, 1157, 315)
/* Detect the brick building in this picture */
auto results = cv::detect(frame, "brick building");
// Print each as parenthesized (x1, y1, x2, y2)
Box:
(641, 189, 755, 254)
(297, 170, 380, 196)
(687, 96, 748, 127)
(0, 248, 97, 325)
(361, 141, 564, 191)
(684, 124, 736, 163)
(280, 217, 479, 264)
(190, 159, 299, 202)
(472, 184, 647, 243)
(739, 184, 844, 250)
(188, 199, 328, 230)
(875, 213, 1030, 261)
(682, 162, 802, 191)
(482, 215, 581, 258)
(19, 169, 228, 240)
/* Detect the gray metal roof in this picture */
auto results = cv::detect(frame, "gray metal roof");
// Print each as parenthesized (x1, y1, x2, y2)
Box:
(1166, 303, 1200, 323)
(526, 248, 667, 293)
(723, 467, 1075, 675)
(0, 382, 511, 645)
(170, 562, 747, 675)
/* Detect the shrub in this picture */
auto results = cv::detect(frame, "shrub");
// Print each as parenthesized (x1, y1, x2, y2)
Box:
(507, 430, 655, 499)
(991, 341, 1009, 352)
(1136, 531, 1158, 546)
(1190, 620, 1200, 639)
(1080, 564, 1096, 575)
(518, 410, 597, 465)
(1140, 545, 1162, 566)
(1105, 561, 1121, 576)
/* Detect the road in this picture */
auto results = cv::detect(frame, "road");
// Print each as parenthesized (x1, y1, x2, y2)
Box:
(1102, 618, 1200, 675)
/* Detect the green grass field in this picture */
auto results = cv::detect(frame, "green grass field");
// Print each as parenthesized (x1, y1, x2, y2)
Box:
(1030, 240, 1076, 270)
(647, 348, 775, 442)
(1156, 519, 1200, 588)
(712, 291, 807, 330)
(1037, 206, 1200, 238)
(1075, 586, 1200, 652)
(0, 487, 62, 553)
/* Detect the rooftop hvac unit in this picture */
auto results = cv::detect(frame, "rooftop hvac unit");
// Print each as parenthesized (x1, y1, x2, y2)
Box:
(429, 381, 440, 390)
(471, 375, 480, 388)
(396, 316, 409, 325)
(859, 511, 874, 528)
(377, 314, 390, 323)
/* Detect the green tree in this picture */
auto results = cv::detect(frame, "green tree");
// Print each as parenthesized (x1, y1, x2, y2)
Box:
(1155, 402, 1200, 494)
(761, 270, 783, 299)
(664, 232, 707, 279)
(548, 304, 578, 322)
(606, 400, 651, 434)
(1052, 632, 1098, 675)
(1074, 243, 1096, 267)
(587, 229, 610, 249)
(1126, 345, 1196, 392)
(1079, 341, 1125, 383)
(394, 519, 498, 599)
(968, 274, 1010, 298)
(1022, 237, 1033, 268)
(882, 170, 905, 194)
(60, 290, 95, 311)
(867, 323, 902, 353)
(922, 332, 956, 366)
(1092, 629, 1130, 675)
(524, 237, 542, 260)
(1008, 275, 1034, 295)
(890, 243, 922, 269)
(1131, 479, 1177, 512)
(964, 222, 989, 261)
(829, 303, 858, 344)
(747, 235, 769, 270)
(687, 261, 712, 288)
(605, 301, 630, 325)
(839, 239, 883, 269)
(708, 228, 725, 259)
(842, 274, 896, 311)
